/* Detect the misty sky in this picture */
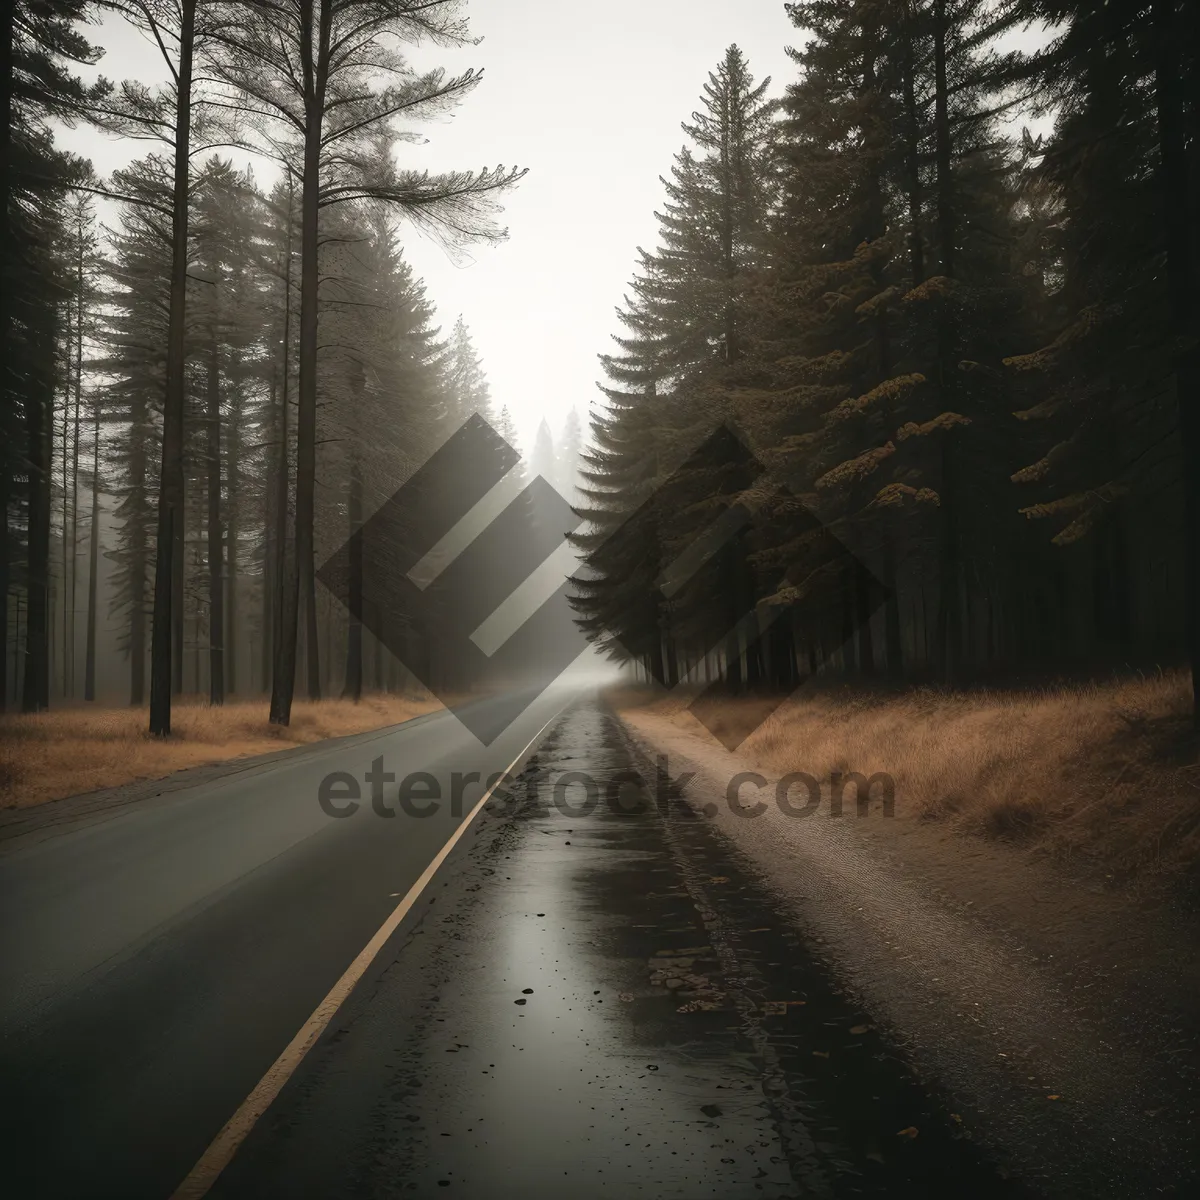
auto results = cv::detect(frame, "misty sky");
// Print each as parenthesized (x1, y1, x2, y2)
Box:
(59, 0, 802, 451)
(61, 2, 1048, 453)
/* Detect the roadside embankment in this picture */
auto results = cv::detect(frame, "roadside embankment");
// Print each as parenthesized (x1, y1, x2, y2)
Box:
(616, 670, 1200, 881)
(615, 679, 1200, 1198)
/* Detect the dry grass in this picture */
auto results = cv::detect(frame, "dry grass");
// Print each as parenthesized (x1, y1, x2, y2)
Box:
(616, 672, 1200, 879)
(0, 692, 442, 810)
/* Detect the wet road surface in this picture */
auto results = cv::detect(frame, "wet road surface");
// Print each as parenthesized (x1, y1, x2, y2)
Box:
(0, 686, 573, 1199)
(212, 699, 1031, 1199)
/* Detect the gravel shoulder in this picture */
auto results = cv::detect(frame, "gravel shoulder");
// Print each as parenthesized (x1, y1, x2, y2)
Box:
(619, 707, 1200, 1198)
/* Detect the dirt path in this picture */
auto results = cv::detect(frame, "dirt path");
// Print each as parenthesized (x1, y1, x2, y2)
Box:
(619, 707, 1200, 1198)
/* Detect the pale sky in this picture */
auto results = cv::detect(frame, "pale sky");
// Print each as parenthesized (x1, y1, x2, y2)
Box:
(58, 0, 801, 451)
(60, 2, 1047, 452)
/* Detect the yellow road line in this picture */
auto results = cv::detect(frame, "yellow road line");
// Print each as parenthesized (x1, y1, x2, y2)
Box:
(170, 710, 562, 1200)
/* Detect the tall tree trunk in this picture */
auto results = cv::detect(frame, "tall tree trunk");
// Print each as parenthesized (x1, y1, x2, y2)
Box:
(932, 0, 961, 684)
(270, 182, 298, 723)
(22, 310, 54, 713)
(0, 0, 8, 706)
(855, 565, 876, 675)
(225, 371, 241, 697)
(0, 0, 11, 710)
(129, 406, 148, 706)
(300, 6, 331, 706)
(768, 608, 796, 691)
(149, 0, 196, 735)
(192, 603, 201, 694)
(261, 438, 274, 696)
(84, 387, 100, 700)
(1153, 0, 1200, 729)
(60, 353, 70, 696)
(342, 453, 363, 701)
(1, 442, 8, 711)
(664, 632, 679, 689)
(129, 394, 149, 706)
(373, 605, 384, 691)
(261, 369, 280, 695)
(171, 497, 185, 694)
(304, 562, 320, 700)
(206, 329, 224, 705)
(69, 241, 84, 696)
(862, 28, 904, 679)
(840, 571, 856, 673)
(321, 596, 335, 697)
(273, 4, 330, 722)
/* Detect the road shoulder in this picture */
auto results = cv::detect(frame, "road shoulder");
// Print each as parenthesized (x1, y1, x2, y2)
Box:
(618, 705, 1200, 1198)
(0, 710, 445, 851)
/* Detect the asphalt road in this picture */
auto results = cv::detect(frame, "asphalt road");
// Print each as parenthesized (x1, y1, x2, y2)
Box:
(0, 686, 574, 1200)
(208, 701, 1028, 1200)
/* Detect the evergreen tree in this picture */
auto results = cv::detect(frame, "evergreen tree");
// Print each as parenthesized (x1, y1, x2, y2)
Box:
(442, 315, 491, 433)
(97, 156, 174, 704)
(573, 46, 779, 684)
(1008, 0, 1199, 721)
(557, 406, 584, 499)
(211, 0, 526, 723)
(531, 418, 558, 484)
(6, 0, 105, 711)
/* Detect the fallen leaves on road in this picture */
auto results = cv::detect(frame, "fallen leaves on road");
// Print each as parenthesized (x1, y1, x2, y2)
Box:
(763, 1000, 806, 1015)
(677, 999, 724, 1013)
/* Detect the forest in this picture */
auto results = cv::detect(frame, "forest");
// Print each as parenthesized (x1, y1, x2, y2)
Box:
(3, 0, 579, 728)
(4, 0, 1199, 735)
(571, 0, 1199, 729)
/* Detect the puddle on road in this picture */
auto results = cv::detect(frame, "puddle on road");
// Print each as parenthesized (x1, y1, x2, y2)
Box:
(383, 701, 1033, 1199)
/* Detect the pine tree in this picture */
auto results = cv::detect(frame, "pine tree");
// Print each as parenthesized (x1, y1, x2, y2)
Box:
(211, 0, 526, 723)
(189, 158, 263, 703)
(1009, 0, 1199, 720)
(56, 193, 104, 701)
(318, 202, 453, 695)
(97, 156, 174, 704)
(741, 0, 1030, 682)
(557, 407, 584, 500)
(90, 0, 208, 730)
(572, 46, 779, 684)
(442, 315, 491, 432)
(531, 418, 558, 484)
(6, 0, 104, 711)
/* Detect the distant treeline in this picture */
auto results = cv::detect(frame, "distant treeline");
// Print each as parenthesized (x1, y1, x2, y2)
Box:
(572, 2, 1199, 728)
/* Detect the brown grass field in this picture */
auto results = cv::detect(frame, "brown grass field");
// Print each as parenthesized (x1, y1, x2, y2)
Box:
(0, 693, 442, 810)
(616, 670, 1200, 879)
